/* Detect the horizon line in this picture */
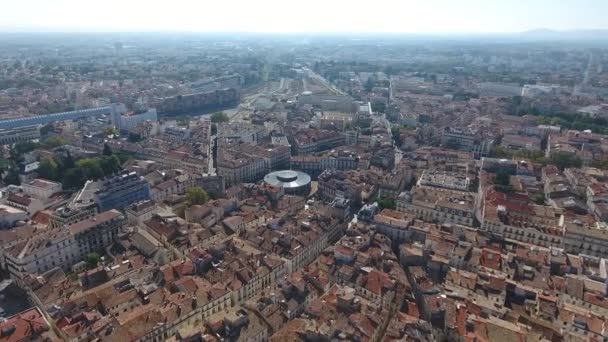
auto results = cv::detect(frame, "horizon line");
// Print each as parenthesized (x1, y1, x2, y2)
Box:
(1, 27, 608, 35)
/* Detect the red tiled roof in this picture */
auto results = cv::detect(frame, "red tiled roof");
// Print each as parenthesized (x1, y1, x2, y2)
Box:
(31, 210, 51, 226)
(479, 248, 501, 270)
(7, 193, 32, 206)
(0, 307, 49, 342)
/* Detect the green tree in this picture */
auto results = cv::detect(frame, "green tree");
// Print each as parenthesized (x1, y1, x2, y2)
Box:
(115, 152, 133, 164)
(550, 152, 582, 170)
(211, 112, 229, 123)
(494, 171, 513, 193)
(0, 159, 10, 172)
(3, 169, 20, 185)
(76, 159, 104, 180)
(37, 158, 59, 180)
(103, 143, 112, 156)
(127, 132, 142, 143)
(186, 186, 209, 205)
(62, 168, 85, 190)
(64, 150, 75, 169)
(85, 252, 101, 267)
(43, 136, 66, 148)
(13, 141, 40, 156)
(104, 127, 118, 136)
(364, 77, 374, 92)
(371, 102, 386, 114)
(99, 155, 121, 175)
(490, 146, 513, 159)
(495, 171, 511, 186)
(590, 159, 608, 169)
(391, 126, 402, 146)
(375, 197, 396, 210)
(533, 193, 545, 205)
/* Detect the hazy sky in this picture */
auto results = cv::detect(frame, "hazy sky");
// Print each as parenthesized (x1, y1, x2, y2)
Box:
(1, 0, 606, 33)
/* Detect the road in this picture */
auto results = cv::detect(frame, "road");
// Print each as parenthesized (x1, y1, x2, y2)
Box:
(575, 52, 595, 95)
(228, 78, 287, 122)
(207, 135, 216, 175)
(304, 68, 346, 96)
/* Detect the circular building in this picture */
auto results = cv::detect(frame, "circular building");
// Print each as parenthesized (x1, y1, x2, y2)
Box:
(264, 170, 311, 195)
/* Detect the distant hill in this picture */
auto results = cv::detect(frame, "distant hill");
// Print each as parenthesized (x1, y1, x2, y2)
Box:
(520, 28, 608, 41)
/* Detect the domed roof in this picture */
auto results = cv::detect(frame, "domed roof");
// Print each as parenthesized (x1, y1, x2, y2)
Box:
(264, 170, 311, 189)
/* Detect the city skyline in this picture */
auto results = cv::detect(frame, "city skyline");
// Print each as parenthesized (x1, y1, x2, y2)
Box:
(1, 0, 607, 33)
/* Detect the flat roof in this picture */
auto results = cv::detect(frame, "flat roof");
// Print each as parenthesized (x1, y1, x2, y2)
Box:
(25, 179, 61, 190)
(67, 210, 123, 235)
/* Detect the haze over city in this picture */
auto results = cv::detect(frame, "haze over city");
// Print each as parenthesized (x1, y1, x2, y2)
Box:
(2, 1, 608, 342)
(1, 0, 608, 33)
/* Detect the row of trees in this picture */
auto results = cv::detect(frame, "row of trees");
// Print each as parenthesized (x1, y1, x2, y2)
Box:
(507, 96, 608, 134)
(8, 137, 67, 159)
(490, 146, 582, 170)
(38, 152, 123, 190)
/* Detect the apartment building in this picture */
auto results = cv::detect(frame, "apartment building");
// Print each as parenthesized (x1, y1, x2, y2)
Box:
(217, 122, 267, 144)
(318, 169, 378, 204)
(217, 151, 266, 187)
(398, 185, 476, 226)
(481, 190, 565, 248)
(418, 170, 471, 192)
(290, 149, 363, 178)
(125, 200, 158, 227)
(94, 171, 151, 212)
(291, 128, 345, 155)
(441, 127, 494, 158)
(500, 133, 542, 151)
(21, 178, 62, 201)
(0, 125, 41, 145)
(4, 210, 125, 278)
(234, 143, 291, 171)
(116, 108, 158, 132)
(563, 221, 608, 258)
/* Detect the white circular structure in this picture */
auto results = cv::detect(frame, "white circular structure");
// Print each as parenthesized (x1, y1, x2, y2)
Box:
(264, 170, 312, 195)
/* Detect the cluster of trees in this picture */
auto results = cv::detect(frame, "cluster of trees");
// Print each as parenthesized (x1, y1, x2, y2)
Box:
(452, 91, 479, 101)
(507, 96, 608, 134)
(549, 152, 583, 170)
(494, 171, 513, 193)
(371, 101, 387, 114)
(490, 147, 582, 170)
(374, 197, 396, 210)
(128, 132, 143, 142)
(535, 113, 608, 135)
(590, 159, 608, 169)
(533, 193, 546, 205)
(7, 137, 67, 159)
(175, 187, 210, 218)
(2, 142, 47, 185)
(1, 140, 131, 187)
(38, 153, 122, 190)
(210, 111, 229, 123)
(37, 144, 126, 190)
(493, 169, 545, 203)
(43, 136, 67, 148)
(185, 186, 209, 205)
(490, 146, 546, 162)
